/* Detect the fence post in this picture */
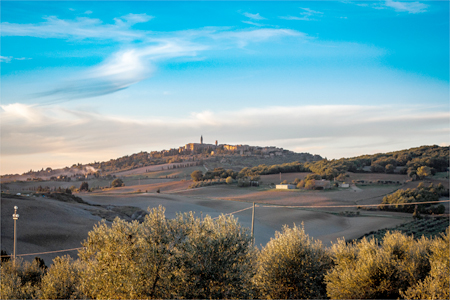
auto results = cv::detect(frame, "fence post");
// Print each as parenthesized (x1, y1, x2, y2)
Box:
(251, 202, 255, 246)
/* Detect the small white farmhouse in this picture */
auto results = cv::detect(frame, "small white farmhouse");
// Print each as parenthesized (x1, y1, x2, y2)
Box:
(276, 184, 296, 190)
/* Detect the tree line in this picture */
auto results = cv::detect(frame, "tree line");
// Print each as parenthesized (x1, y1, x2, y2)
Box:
(194, 145, 448, 184)
(380, 183, 446, 214)
(305, 145, 449, 179)
(1, 206, 448, 299)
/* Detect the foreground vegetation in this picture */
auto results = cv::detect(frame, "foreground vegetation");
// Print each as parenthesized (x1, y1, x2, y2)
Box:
(1, 206, 448, 300)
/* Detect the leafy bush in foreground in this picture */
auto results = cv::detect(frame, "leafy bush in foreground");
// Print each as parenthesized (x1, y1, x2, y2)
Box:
(1, 206, 448, 300)
(253, 224, 332, 299)
(0, 258, 45, 299)
(78, 206, 254, 299)
(325, 231, 434, 299)
(401, 228, 449, 299)
(38, 255, 83, 299)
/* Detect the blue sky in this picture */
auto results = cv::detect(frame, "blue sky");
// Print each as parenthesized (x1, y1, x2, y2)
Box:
(1, 0, 449, 175)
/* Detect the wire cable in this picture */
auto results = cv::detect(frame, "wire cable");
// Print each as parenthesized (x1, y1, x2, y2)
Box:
(1, 247, 85, 258)
(212, 205, 255, 219)
(260, 199, 450, 209)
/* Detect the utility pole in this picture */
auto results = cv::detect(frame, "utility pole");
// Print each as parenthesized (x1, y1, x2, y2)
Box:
(251, 202, 255, 246)
(12, 206, 19, 265)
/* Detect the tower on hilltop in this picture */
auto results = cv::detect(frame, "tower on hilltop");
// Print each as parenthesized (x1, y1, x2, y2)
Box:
(201, 135, 203, 145)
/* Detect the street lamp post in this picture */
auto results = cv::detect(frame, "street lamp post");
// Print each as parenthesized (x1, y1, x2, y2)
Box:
(12, 206, 19, 265)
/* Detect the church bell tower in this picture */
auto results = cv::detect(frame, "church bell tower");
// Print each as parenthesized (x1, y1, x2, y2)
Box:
(201, 135, 203, 145)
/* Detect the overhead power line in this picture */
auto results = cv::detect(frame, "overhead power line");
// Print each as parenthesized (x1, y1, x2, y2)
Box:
(261, 199, 450, 209)
(1, 247, 85, 258)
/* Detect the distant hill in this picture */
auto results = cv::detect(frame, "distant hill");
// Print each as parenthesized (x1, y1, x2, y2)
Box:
(305, 145, 449, 179)
(0, 142, 320, 182)
(1, 144, 447, 183)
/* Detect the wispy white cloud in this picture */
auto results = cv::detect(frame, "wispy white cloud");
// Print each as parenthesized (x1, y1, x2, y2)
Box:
(0, 55, 32, 63)
(384, 0, 428, 14)
(280, 7, 323, 21)
(243, 12, 266, 20)
(2, 12, 305, 100)
(1, 13, 154, 41)
(29, 26, 303, 100)
(0, 56, 13, 63)
(279, 16, 310, 21)
(242, 20, 264, 27)
(84, 10, 93, 15)
(36, 41, 205, 100)
(300, 8, 323, 15)
(349, 1, 429, 14)
(213, 28, 303, 47)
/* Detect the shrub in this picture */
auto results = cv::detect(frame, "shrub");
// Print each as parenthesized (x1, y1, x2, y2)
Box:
(401, 228, 449, 299)
(39, 255, 84, 299)
(253, 224, 332, 299)
(111, 178, 123, 187)
(296, 180, 305, 188)
(0, 258, 45, 299)
(78, 206, 254, 299)
(305, 179, 316, 190)
(79, 181, 89, 192)
(226, 176, 233, 184)
(325, 231, 433, 299)
(305, 174, 321, 181)
(190, 170, 203, 181)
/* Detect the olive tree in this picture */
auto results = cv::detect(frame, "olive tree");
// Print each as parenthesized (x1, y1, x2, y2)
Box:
(325, 231, 433, 299)
(401, 228, 449, 300)
(305, 179, 316, 190)
(39, 255, 84, 299)
(78, 206, 254, 299)
(168, 213, 255, 299)
(111, 178, 123, 187)
(78, 207, 174, 299)
(417, 166, 432, 179)
(0, 258, 45, 299)
(190, 170, 203, 181)
(253, 224, 332, 299)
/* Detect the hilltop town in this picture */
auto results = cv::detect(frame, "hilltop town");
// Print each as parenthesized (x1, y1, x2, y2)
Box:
(158, 135, 303, 157)
(0, 136, 321, 182)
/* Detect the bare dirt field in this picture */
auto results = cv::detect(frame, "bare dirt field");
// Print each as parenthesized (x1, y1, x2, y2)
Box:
(112, 162, 203, 176)
(345, 172, 409, 182)
(94, 180, 193, 194)
(1, 195, 101, 265)
(206, 185, 400, 212)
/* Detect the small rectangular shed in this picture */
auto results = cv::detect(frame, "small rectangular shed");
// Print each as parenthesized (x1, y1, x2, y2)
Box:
(276, 184, 296, 190)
